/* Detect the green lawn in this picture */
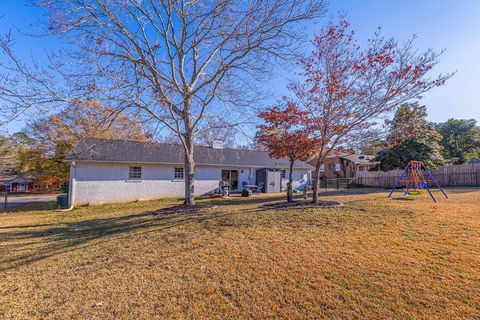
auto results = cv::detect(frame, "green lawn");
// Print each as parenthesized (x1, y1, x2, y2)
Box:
(1, 189, 479, 319)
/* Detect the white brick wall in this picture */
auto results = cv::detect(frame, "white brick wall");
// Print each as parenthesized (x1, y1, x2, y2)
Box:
(69, 162, 311, 206)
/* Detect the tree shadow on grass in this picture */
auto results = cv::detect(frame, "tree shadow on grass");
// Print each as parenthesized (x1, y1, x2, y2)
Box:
(0, 187, 421, 272)
(204, 194, 286, 207)
(203, 188, 386, 207)
(0, 208, 236, 272)
(317, 188, 390, 197)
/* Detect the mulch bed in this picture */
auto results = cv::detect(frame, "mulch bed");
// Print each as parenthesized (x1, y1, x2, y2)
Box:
(152, 204, 218, 215)
(261, 200, 344, 210)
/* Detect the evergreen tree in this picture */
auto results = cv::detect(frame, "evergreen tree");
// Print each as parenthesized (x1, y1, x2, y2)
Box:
(376, 103, 444, 170)
(436, 119, 480, 164)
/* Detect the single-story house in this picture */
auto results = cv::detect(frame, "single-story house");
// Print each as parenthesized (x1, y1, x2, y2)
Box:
(64, 138, 314, 207)
(0, 157, 34, 193)
(1, 176, 30, 192)
(308, 152, 379, 179)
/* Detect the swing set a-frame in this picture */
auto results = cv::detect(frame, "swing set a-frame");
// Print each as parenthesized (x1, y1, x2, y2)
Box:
(388, 160, 448, 203)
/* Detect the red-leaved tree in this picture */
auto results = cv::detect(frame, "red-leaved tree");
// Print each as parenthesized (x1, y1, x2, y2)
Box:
(257, 102, 316, 202)
(289, 19, 453, 203)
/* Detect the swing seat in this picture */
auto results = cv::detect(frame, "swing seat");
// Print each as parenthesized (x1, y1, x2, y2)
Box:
(406, 190, 423, 195)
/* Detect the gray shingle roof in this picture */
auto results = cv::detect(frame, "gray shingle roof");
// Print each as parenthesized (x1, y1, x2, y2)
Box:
(307, 152, 379, 167)
(65, 138, 314, 170)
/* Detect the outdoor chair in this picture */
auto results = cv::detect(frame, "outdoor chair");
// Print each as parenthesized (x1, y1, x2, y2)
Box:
(256, 182, 263, 195)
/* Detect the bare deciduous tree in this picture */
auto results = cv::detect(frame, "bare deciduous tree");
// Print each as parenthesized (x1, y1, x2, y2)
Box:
(0, 0, 326, 205)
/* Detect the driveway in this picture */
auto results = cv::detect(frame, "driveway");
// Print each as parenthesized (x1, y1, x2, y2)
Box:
(2, 194, 59, 210)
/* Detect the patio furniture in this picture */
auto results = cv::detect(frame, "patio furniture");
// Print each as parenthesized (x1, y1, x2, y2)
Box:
(243, 184, 257, 191)
(241, 188, 253, 197)
(239, 183, 265, 195)
(219, 181, 231, 196)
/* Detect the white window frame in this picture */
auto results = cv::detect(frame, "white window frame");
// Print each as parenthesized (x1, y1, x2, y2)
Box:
(174, 167, 184, 180)
(128, 166, 142, 180)
(281, 169, 286, 179)
(334, 164, 341, 172)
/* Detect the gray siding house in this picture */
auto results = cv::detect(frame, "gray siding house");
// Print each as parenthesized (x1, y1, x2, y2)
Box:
(65, 138, 314, 206)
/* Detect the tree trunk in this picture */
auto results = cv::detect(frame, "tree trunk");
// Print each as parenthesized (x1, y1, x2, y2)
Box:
(287, 159, 295, 203)
(312, 160, 322, 204)
(183, 130, 195, 206)
(183, 100, 195, 206)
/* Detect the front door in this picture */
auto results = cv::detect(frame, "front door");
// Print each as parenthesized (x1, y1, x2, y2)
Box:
(221, 170, 239, 190)
(230, 170, 239, 190)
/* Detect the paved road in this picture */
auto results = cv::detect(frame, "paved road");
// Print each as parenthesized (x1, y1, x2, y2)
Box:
(2, 195, 59, 210)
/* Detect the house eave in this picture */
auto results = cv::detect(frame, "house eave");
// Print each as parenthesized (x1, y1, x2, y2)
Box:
(63, 159, 314, 170)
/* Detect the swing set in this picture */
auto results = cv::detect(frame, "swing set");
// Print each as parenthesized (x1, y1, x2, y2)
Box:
(388, 160, 448, 203)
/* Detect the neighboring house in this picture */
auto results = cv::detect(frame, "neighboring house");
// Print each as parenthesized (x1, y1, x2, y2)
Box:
(340, 154, 380, 177)
(0, 169, 33, 193)
(308, 152, 379, 179)
(0, 153, 33, 192)
(65, 138, 314, 207)
(0, 176, 32, 193)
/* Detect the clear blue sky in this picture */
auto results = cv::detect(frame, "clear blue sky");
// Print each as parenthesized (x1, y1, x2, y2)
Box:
(331, 0, 480, 123)
(1, 0, 479, 133)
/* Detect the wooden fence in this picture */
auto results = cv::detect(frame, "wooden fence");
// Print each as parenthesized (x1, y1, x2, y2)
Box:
(357, 163, 480, 188)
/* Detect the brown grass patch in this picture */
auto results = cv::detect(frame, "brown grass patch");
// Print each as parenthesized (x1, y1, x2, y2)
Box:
(262, 199, 343, 209)
(152, 203, 218, 215)
(0, 189, 479, 319)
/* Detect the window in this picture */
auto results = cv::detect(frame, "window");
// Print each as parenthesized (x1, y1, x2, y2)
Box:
(320, 164, 325, 172)
(281, 169, 286, 179)
(334, 164, 341, 172)
(129, 166, 142, 179)
(174, 167, 184, 179)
